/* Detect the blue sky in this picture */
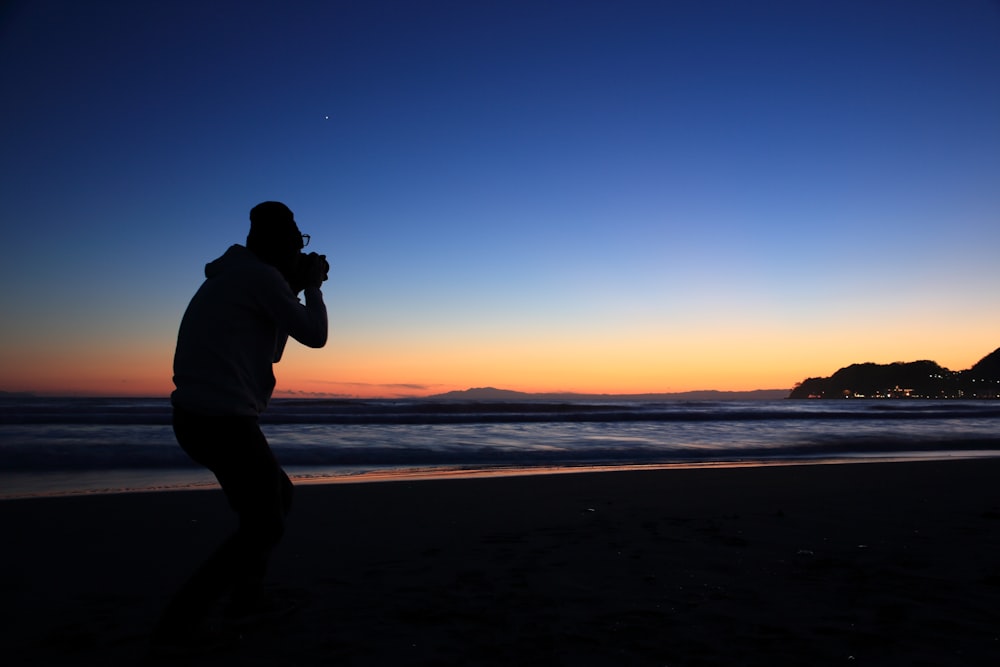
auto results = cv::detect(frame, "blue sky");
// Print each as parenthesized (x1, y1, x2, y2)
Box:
(1, 0, 999, 396)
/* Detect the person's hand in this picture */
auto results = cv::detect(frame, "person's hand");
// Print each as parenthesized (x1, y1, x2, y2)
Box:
(302, 252, 329, 288)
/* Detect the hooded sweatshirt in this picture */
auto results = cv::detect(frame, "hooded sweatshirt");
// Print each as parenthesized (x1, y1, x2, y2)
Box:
(171, 244, 327, 416)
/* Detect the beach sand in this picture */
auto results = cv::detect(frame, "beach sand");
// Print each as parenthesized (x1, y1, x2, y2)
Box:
(2, 459, 999, 666)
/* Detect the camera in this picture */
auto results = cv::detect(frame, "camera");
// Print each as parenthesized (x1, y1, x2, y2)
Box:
(287, 251, 329, 292)
(303, 251, 330, 282)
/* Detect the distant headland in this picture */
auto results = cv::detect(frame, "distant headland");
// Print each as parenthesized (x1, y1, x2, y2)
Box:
(426, 346, 1000, 402)
(788, 347, 1000, 399)
(428, 388, 789, 402)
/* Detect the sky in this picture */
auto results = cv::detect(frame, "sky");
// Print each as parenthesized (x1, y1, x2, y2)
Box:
(1, 0, 999, 398)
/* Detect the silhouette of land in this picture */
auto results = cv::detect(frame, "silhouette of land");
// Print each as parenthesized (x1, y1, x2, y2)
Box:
(429, 388, 789, 401)
(790, 347, 1000, 399)
(429, 346, 1000, 402)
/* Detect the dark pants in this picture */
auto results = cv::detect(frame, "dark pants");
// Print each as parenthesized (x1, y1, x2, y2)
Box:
(157, 407, 294, 634)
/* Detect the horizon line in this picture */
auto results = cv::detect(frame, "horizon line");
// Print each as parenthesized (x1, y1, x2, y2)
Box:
(1, 387, 793, 400)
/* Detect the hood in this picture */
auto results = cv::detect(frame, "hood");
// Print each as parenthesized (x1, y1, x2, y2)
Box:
(204, 244, 257, 279)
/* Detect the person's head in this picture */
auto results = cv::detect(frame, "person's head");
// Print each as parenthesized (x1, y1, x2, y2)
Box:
(246, 201, 306, 272)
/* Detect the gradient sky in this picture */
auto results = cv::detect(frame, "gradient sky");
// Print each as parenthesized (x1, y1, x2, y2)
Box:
(1, 0, 999, 398)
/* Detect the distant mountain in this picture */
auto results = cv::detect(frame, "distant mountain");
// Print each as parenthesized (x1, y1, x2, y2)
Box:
(789, 347, 1000, 399)
(432, 387, 531, 401)
(428, 387, 789, 402)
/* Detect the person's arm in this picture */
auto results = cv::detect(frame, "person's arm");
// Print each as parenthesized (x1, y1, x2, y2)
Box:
(293, 285, 328, 348)
(261, 257, 328, 350)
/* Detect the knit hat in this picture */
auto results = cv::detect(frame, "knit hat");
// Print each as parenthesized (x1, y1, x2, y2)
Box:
(247, 201, 304, 266)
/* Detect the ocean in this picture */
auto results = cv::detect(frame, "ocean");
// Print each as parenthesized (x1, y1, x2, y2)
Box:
(2, 396, 999, 499)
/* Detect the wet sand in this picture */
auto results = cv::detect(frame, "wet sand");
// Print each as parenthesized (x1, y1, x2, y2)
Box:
(2, 459, 999, 665)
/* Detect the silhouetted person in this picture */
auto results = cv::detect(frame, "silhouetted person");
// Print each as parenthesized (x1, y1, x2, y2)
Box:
(153, 201, 328, 652)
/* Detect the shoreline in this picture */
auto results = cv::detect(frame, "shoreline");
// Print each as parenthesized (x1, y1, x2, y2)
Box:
(2, 458, 999, 665)
(4, 449, 1000, 501)
(0, 449, 1000, 503)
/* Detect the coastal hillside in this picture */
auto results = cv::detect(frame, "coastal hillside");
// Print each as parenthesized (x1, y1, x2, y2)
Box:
(789, 347, 1000, 399)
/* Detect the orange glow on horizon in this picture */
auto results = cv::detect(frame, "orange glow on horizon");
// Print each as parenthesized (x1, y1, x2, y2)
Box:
(2, 324, 995, 398)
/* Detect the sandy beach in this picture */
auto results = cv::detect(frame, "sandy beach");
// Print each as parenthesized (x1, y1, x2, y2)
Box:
(2, 459, 999, 666)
